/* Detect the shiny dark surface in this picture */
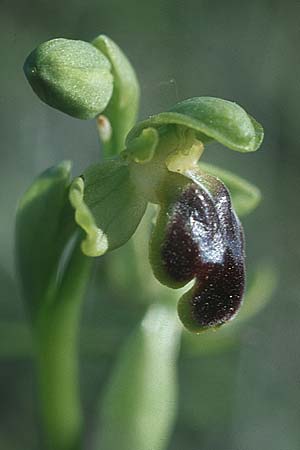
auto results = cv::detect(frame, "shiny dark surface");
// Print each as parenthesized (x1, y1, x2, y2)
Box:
(161, 177, 245, 328)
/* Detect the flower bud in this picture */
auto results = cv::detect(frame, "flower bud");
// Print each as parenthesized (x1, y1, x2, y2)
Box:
(24, 38, 113, 119)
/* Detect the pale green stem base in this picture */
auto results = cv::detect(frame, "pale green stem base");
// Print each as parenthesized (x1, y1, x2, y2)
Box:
(35, 240, 92, 450)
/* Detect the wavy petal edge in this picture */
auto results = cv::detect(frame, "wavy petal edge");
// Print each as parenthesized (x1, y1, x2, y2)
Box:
(69, 177, 108, 257)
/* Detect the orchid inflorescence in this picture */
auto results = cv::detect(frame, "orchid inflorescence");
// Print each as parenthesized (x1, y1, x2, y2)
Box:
(20, 35, 263, 333)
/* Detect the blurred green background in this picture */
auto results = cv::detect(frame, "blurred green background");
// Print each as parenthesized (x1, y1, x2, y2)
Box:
(0, 0, 299, 448)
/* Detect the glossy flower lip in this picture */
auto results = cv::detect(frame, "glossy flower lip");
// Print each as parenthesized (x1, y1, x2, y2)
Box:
(176, 183, 245, 332)
(150, 172, 245, 333)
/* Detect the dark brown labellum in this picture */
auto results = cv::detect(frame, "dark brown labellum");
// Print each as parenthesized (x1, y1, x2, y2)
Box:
(150, 173, 245, 332)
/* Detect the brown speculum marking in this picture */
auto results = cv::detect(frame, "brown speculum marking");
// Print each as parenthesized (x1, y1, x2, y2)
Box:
(154, 174, 245, 331)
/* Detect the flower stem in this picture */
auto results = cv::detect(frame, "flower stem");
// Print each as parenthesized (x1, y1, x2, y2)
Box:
(35, 238, 92, 450)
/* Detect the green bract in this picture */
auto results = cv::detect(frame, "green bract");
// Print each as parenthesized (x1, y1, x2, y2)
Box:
(24, 38, 113, 119)
(127, 96, 264, 153)
(92, 35, 140, 156)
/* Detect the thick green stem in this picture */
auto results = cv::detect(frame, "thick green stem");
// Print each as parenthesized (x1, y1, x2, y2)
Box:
(35, 239, 92, 450)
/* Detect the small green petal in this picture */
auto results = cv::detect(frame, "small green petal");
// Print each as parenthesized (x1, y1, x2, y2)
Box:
(70, 160, 147, 257)
(127, 96, 264, 153)
(122, 127, 159, 164)
(198, 162, 261, 216)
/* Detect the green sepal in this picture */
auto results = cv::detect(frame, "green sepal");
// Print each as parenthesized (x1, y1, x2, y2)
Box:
(15, 161, 76, 320)
(127, 96, 264, 153)
(198, 162, 261, 216)
(69, 160, 147, 257)
(96, 303, 180, 450)
(92, 35, 140, 156)
(24, 38, 113, 119)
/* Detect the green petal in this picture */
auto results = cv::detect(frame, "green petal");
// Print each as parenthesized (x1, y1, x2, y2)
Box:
(92, 35, 140, 155)
(15, 161, 75, 319)
(198, 161, 261, 216)
(69, 160, 147, 257)
(127, 96, 264, 153)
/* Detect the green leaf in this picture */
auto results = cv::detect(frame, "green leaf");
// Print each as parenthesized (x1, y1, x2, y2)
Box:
(92, 35, 140, 155)
(15, 161, 75, 320)
(69, 160, 147, 257)
(96, 303, 181, 450)
(198, 161, 261, 216)
(127, 96, 264, 153)
(24, 38, 113, 119)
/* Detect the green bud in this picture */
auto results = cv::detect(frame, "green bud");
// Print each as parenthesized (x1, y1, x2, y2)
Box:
(24, 38, 113, 119)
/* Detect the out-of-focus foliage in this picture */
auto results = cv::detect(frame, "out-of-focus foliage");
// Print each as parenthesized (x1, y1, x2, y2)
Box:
(96, 302, 180, 450)
(0, 0, 299, 449)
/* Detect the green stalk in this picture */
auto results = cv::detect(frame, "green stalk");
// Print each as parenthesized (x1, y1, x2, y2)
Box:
(35, 238, 92, 450)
